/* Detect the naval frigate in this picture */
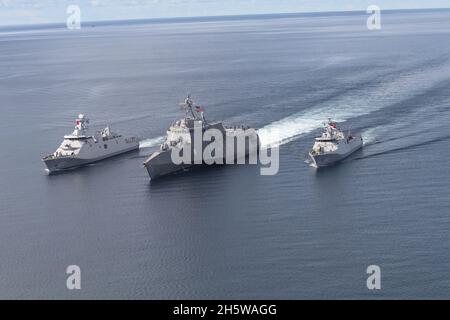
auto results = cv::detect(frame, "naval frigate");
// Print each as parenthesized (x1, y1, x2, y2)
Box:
(43, 114, 139, 172)
(143, 95, 259, 180)
(308, 119, 363, 168)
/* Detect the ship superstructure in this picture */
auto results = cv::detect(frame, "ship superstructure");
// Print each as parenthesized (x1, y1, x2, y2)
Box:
(144, 95, 259, 180)
(43, 114, 139, 172)
(309, 120, 363, 168)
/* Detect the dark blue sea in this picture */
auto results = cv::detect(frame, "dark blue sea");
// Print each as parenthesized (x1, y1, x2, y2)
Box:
(1, 9, 450, 299)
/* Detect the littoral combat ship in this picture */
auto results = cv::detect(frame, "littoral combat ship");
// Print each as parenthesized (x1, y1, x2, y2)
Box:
(309, 119, 363, 168)
(43, 114, 139, 172)
(144, 95, 259, 180)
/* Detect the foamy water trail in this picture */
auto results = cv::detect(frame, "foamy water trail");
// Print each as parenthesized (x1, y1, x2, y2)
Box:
(361, 128, 379, 145)
(360, 97, 450, 154)
(258, 62, 450, 148)
(139, 136, 164, 149)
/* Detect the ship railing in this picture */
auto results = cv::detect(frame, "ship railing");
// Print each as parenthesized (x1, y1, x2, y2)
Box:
(43, 153, 76, 160)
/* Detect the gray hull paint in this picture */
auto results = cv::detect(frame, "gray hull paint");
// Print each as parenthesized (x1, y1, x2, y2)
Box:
(311, 153, 349, 167)
(310, 142, 362, 168)
(144, 149, 214, 181)
(144, 126, 259, 181)
(144, 145, 258, 181)
(43, 145, 138, 172)
(145, 161, 193, 181)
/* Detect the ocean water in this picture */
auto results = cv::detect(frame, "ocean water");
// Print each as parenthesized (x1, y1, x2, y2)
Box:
(1, 10, 450, 299)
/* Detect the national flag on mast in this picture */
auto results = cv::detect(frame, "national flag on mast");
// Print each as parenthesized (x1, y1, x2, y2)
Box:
(195, 106, 205, 113)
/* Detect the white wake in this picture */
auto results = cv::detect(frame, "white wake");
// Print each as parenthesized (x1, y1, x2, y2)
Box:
(257, 62, 450, 148)
(139, 136, 164, 149)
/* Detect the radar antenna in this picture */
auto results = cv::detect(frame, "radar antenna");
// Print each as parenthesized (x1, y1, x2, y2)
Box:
(179, 93, 197, 119)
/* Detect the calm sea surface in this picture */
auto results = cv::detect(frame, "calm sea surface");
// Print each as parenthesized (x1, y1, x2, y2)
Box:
(1, 10, 450, 299)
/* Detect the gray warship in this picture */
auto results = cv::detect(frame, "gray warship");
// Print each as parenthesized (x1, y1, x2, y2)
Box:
(308, 119, 363, 168)
(43, 114, 139, 173)
(144, 95, 259, 180)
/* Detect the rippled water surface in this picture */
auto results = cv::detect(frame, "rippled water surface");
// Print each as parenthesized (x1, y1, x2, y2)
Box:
(1, 10, 450, 298)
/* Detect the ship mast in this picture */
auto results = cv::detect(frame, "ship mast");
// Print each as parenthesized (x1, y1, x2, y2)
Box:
(72, 114, 89, 137)
(181, 94, 196, 119)
(179, 94, 206, 123)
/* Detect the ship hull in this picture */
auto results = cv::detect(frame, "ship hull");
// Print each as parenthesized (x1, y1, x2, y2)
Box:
(144, 150, 194, 181)
(144, 130, 259, 181)
(309, 137, 363, 168)
(144, 151, 257, 181)
(43, 144, 139, 173)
